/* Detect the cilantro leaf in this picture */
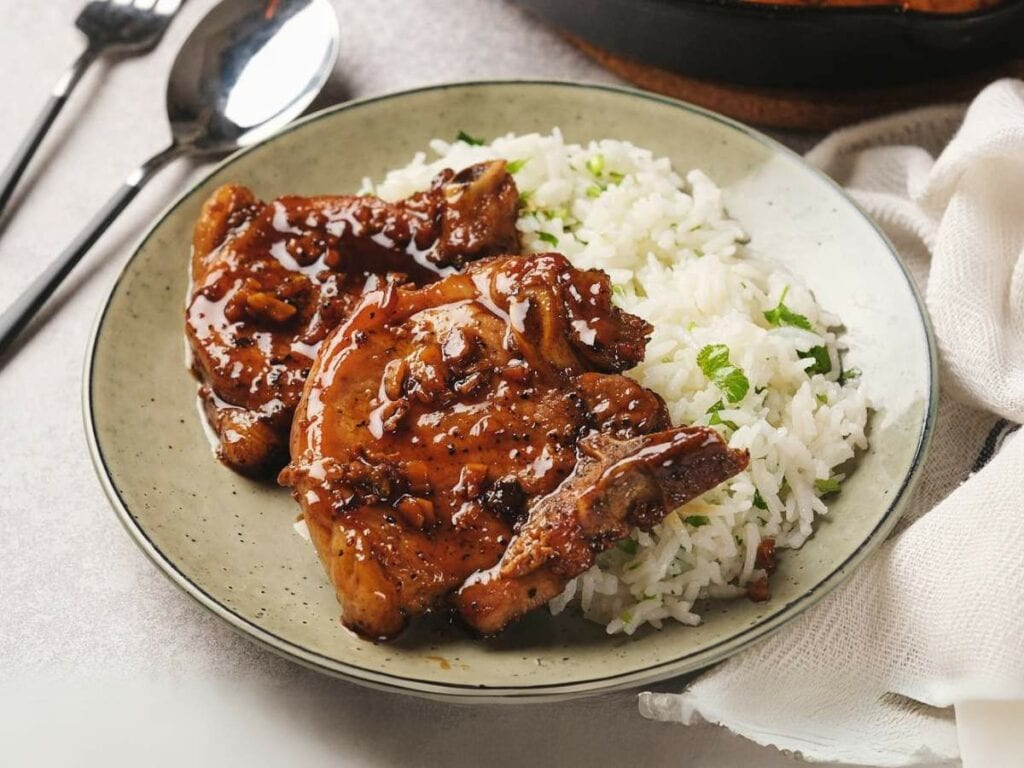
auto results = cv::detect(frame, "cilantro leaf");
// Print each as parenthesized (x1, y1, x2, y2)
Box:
(537, 231, 559, 246)
(586, 154, 605, 176)
(505, 158, 528, 173)
(752, 490, 767, 510)
(456, 130, 484, 145)
(684, 515, 710, 528)
(764, 286, 812, 330)
(543, 207, 570, 222)
(616, 537, 638, 555)
(800, 345, 832, 375)
(585, 184, 603, 198)
(697, 343, 730, 373)
(840, 366, 861, 384)
(697, 344, 750, 403)
(706, 399, 738, 430)
(717, 368, 750, 403)
(815, 478, 841, 495)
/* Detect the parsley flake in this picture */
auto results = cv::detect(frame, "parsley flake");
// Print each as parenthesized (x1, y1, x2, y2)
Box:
(684, 515, 710, 528)
(764, 286, 812, 330)
(697, 344, 750, 403)
(800, 345, 832, 375)
(505, 158, 528, 173)
(616, 538, 638, 555)
(815, 478, 841, 495)
(456, 130, 484, 146)
(537, 231, 559, 246)
(706, 399, 739, 430)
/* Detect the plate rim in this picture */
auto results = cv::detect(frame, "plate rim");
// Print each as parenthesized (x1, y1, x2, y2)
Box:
(83, 78, 938, 700)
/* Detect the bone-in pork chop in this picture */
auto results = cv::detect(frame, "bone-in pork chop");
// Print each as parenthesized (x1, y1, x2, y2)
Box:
(186, 162, 519, 477)
(280, 251, 747, 638)
(455, 427, 749, 634)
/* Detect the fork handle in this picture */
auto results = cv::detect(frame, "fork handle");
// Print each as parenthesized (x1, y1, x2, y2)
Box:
(0, 45, 100, 219)
(0, 143, 182, 360)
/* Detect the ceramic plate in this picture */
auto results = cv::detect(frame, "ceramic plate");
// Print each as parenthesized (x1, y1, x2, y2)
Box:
(85, 81, 936, 701)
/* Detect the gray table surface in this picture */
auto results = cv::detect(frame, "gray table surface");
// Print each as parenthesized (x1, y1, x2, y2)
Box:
(0, 1, 944, 765)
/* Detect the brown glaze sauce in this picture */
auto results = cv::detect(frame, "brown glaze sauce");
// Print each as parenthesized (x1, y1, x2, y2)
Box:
(280, 252, 667, 638)
(186, 162, 519, 476)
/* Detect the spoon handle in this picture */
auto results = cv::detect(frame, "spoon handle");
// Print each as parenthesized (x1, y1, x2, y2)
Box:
(0, 144, 181, 361)
(0, 45, 100, 221)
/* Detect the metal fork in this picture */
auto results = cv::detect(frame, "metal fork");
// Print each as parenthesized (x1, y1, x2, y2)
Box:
(0, 0, 183, 220)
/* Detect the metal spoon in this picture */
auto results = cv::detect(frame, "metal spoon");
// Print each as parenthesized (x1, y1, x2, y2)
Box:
(0, 0, 185, 222)
(0, 0, 339, 358)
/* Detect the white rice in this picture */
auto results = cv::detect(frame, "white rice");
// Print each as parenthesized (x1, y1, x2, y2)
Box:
(365, 130, 869, 635)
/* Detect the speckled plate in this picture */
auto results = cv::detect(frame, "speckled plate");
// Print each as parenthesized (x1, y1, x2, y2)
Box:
(85, 81, 936, 701)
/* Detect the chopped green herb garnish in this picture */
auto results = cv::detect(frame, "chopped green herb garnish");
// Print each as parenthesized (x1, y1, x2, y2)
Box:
(616, 538, 638, 555)
(800, 345, 832, 375)
(585, 184, 603, 198)
(709, 408, 739, 430)
(505, 158, 528, 173)
(518, 190, 533, 207)
(840, 367, 861, 384)
(697, 344, 750, 403)
(620, 610, 633, 623)
(706, 399, 739, 430)
(697, 343, 730, 374)
(537, 231, 559, 246)
(764, 286, 812, 331)
(686, 321, 697, 332)
(815, 478, 841, 495)
(816, 392, 829, 405)
(684, 515, 710, 528)
(608, 170, 624, 183)
(586, 154, 605, 176)
(752, 490, 767, 510)
(456, 130, 484, 146)
(717, 369, 749, 403)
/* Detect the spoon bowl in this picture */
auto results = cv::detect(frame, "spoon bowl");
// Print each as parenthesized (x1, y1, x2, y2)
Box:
(167, 0, 339, 153)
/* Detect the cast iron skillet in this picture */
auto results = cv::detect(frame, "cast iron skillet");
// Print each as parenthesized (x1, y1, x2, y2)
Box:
(515, 0, 1024, 88)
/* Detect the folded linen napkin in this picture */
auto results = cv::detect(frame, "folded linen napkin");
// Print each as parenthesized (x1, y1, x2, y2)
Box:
(638, 79, 1024, 766)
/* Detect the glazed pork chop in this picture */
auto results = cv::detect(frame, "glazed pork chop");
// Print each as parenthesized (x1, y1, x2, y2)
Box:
(455, 427, 749, 634)
(186, 161, 519, 477)
(280, 251, 748, 638)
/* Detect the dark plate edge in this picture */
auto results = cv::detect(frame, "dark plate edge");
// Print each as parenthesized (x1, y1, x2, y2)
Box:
(663, 0, 1020, 21)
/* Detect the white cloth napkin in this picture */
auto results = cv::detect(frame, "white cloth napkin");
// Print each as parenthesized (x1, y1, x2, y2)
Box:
(638, 78, 1024, 766)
